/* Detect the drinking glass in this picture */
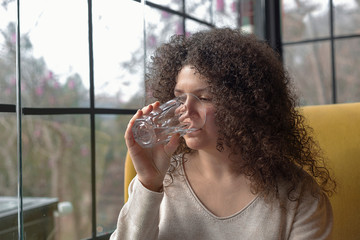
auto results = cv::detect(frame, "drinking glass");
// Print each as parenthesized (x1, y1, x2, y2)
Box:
(132, 93, 206, 148)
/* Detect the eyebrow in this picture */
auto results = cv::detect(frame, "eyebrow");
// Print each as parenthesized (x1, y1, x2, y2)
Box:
(174, 87, 209, 94)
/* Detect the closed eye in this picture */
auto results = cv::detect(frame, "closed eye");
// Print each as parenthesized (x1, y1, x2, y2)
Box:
(199, 97, 212, 102)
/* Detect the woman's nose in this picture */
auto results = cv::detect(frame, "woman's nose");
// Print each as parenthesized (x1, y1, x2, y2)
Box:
(178, 95, 198, 120)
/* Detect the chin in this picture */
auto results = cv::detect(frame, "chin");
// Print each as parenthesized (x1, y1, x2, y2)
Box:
(184, 136, 201, 150)
(184, 136, 210, 150)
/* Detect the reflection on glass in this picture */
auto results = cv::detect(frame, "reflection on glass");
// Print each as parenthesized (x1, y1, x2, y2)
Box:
(95, 114, 131, 236)
(22, 115, 92, 239)
(93, 0, 145, 109)
(335, 38, 360, 103)
(0, 1, 16, 105)
(282, 0, 330, 42)
(186, 0, 211, 22)
(334, 0, 360, 36)
(283, 42, 332, 105)
(19, 0, 89, 108)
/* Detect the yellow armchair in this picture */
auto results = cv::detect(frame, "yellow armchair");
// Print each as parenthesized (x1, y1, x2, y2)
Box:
(300, 102, 360, 240)
(124, 102, 360, 239)
(124, 151, 136, 203)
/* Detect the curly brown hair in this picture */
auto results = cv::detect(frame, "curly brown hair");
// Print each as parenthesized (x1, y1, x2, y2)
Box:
(146, 28, 336, 200)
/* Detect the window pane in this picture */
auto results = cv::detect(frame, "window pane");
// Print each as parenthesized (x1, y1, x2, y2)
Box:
(336, 38, 360, 103)
(211, 0, 263, 37)
(212, 0, 239, 29)
(96, 114, 132, 235)
(145, 6, 182, 62)
(334, 0, 360, 36)
(252, 0, 265, 39)
(238, 0, 254, 33)
(283, 42, 332, 105)
(148, 0, 182, 12)
(282, 0, 330, 42)
(186, 19, 212, 35)
(0, 113, 18, 239)
(22, 115, 92, 239)
(186, 0, 211, 22)
(20, 0, 89, 108)
(93, 0, 145, 109)
(145, 7, 182, 103)
(0, 1, 16, 105)
(0, 114, 17, 196)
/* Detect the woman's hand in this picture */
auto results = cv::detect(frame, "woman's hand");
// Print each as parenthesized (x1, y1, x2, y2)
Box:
(124, 102, 180, 192)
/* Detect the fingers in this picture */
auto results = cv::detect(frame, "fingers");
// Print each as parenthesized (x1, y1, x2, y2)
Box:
(124, 109, 142, 149)
(141, 104, 153, 116)
(141, 101, 160, 115)
(164, 133, 180, 157)
(124, 101, 160, 149)
(152, 101, 160, 110)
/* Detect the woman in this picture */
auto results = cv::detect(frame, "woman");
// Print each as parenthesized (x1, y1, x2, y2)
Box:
(111, 28, 336, 240)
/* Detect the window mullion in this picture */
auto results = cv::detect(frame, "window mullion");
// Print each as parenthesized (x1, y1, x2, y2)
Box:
(87, 0, 97, 238)
(329, 0, 337, 103)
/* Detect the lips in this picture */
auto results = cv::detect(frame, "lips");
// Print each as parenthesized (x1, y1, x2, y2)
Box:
(185, 128, 201, 137)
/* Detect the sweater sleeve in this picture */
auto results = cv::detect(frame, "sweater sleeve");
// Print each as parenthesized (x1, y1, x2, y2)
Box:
(288, 190, 333, 240)
(110, 176, 164, 240)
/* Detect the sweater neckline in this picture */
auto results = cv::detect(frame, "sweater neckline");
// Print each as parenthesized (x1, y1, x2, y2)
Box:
(180, 160, 260, 221)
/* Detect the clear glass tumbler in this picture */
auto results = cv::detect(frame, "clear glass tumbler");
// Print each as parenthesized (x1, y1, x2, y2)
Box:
(132, 93, 206, 148)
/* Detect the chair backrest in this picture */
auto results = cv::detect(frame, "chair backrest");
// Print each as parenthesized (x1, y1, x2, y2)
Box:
(124, 151, 136, 203)
(124, 102, 360, 239)
(301, 102, 360, 240)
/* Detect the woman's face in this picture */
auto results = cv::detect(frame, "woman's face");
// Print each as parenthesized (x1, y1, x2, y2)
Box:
(174, 65, 218, 151)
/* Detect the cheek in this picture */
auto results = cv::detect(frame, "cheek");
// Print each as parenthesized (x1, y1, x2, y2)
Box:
(204, 108, 218, 131)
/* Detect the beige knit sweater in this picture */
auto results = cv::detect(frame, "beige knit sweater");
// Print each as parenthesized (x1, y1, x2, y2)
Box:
(111, 163, 333, 240)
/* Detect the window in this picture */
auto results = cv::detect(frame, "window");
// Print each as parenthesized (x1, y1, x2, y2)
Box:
(281, 0, 360, 105)
(0, 0, 262, 239)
